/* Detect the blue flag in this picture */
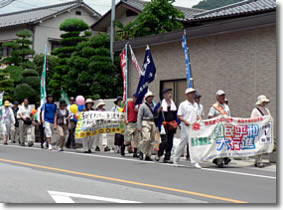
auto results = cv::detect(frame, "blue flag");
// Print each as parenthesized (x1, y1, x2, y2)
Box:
(135, 46, 156, 104)
(182, 31, 193, 88)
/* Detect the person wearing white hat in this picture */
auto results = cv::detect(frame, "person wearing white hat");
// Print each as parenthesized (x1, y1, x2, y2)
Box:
(137, 90, 157, 161)
(208, 90, 232, 168)
(1, 100, 15, 145)
(173, 88, 202, 169)
(250, 95, 271, 168)
(94, 99, 106, 151)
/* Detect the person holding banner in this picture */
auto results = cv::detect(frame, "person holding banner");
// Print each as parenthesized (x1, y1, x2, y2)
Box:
(124, 94, 140, 158)
(137, 90, 157, 161)
(250, 95, 271, 168)
(11, 101, 20, 144)
(82, 98, 95, 153)
(41, 94, 57, 150)
(66, 97, 76, 149)
(94, 99, 106, 152)
(208, 90, 232, 168)
(154, 88, 180, 163)
(1, 100, 15, 145)
(173, 88, 202, 169)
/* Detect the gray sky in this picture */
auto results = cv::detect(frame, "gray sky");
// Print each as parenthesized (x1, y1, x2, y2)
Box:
(0, 0, 202, 15)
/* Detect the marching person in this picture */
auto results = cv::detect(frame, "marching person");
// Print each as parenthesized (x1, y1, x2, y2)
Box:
(137, 90, 157, 161)
(37, 105, 46, 148)
(66, 96, 76, 149)
(18, 98, 33, 147)
(54, 100, 69, 152)
(94, 99, 106, 152)
(12, 101, 20, 144)
(154, 88, 179, 163)
(250, 95, 271, 168)
(208, 90, 231, 168)
(124, 94, 140, 158)
(1, 100, 15, 145)
(41, 94, 57, 150)
(82, 98, 95, 153)
(112, 96, 124, 154)
(173, 88, 202, 169)
(194, 91, 205, 119)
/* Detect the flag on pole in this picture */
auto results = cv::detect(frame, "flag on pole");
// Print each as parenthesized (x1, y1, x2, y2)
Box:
(182, 30, 193, 88)
(129, 44, 141, 77)
(120, 44, 128, 108)
(60, 89, 70, 105)
(40, 45, 47, 107)
(135, 45, 156, 105)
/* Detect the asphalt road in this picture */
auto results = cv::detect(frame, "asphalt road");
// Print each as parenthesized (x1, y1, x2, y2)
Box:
(0, 142, 276, 204)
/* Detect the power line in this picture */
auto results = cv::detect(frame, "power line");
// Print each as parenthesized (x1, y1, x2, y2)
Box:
(0, 0, 16, 8)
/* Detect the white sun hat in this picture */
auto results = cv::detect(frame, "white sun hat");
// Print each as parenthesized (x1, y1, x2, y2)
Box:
(256, 95, 270, 105)
(144, 90, 154, 99)
(216, 90, 225, 96)
(185, 88, 196, 94)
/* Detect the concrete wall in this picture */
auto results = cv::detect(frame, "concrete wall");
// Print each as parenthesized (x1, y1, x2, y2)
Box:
(34, 7, 99, 54)
(127, 26, 276, 127)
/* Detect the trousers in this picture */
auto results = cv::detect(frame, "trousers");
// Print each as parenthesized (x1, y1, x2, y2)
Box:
(139, 121, 156, 157)
(158, 130, 174, 160)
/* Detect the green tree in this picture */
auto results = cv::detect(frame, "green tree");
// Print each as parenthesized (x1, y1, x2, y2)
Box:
(118, 0, 184, 39)
(14, 69, 40, 104)
(67, 33, 122, 99)
(50, 19, 91, 98)
(0, 71, 14, 101)
(2, 29, 35, 67)
(193, 0, 243, 10)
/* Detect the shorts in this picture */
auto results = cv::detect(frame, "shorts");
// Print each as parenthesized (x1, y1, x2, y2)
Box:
(44, 121, 54, 138)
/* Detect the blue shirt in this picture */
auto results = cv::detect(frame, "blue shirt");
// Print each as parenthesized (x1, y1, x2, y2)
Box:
(42, 103, 57, 123)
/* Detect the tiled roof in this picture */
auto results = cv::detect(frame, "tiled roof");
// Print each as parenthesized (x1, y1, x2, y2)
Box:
(0, 1, 100, 29)
(121, 0, 205, 20)
(193, 0, 276, 20)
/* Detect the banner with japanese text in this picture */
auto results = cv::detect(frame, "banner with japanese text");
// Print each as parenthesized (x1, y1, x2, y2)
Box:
(75, 111, 125, 139)
(189, 115, 274, 163)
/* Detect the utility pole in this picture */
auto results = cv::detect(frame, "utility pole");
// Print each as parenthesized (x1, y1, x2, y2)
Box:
(110, 0, 116, 63)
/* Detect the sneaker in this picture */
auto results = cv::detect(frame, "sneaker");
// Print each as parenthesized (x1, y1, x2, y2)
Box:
(173, 160, 181, 167)
(58, 148, 64, 152)
(155, 156, 160, 161)
(224, 158, 231, 165)
(104, 146, 110, 152)
(145, 156, 153, 161)
(95, 146, 100, 152)
(43, 141, 47, 148)
(163, 159, 173, 164)
(28, 142, 33, 147)
(254, 162, 264, 168)
(48, 145, 53, 150)
(193, 163, 202, 169)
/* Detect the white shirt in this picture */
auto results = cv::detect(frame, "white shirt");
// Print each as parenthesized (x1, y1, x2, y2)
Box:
(19, 105, 32, 119)
(208, 102, 231, 117)
(251, 106, 271, 118)
(177, 100, 199, 127)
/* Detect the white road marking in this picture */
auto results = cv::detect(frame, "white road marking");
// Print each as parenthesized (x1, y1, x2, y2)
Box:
(1, 144, 276, 179)
(201, 168, 276, 179)
(48, 191, 141, 203)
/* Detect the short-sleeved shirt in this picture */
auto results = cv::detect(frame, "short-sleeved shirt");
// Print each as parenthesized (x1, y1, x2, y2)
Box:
(124, 101, 138, 122)
(250, 106, 271, 118)
(42, 103, 57, 123)
(56, 109, 69, 125)
(19, 105, 32, 119)
(208, 103, 231, 117)
(177, 100, 199, 127)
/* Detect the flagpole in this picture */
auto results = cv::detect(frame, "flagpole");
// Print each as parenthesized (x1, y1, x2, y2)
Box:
(125, 43, 128, 116)
(183, 30, 194, 88)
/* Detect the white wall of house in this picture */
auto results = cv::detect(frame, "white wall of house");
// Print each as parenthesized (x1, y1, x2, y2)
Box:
(34, 6, 99, 54)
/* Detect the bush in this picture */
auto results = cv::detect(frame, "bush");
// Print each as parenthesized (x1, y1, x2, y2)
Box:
(14, 83, 35, 102)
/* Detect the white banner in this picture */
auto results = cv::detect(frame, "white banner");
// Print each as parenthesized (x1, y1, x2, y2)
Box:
(75, 111, 125, 139)
(189, 115, 274, 163)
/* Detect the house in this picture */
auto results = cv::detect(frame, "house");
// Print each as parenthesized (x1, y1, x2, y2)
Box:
(91, 0, 205, 33)
(0, 0, 101, 56)
(113, 0, 276, 127)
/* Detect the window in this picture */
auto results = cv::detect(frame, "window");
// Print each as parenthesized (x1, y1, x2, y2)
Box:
(0, 43, 13, 57)
(160, 79, 187, 107)
(126, 9, 137, 17)
(50, 40, 61, 51)
(75, 11, 82, 16)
